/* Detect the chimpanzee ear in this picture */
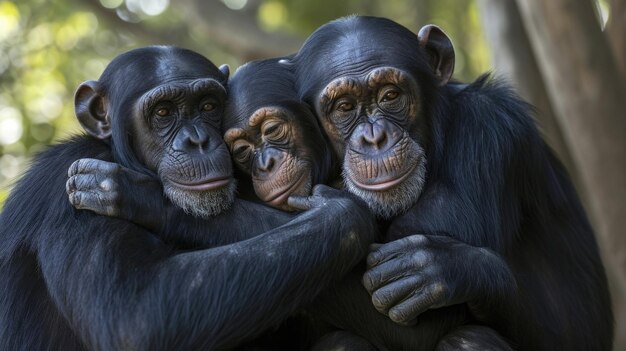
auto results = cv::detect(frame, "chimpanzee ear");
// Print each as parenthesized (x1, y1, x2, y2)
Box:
(417, 25, 455, 86)
(75, 80, 111, 140)
(219, 64, 230, 79)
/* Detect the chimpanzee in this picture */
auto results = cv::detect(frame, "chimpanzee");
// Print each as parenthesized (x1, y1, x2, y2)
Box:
(223, 57, 338, 210)
(292, 16, 613, 350)
(0, 46, 377, 351)
(68, 55, 514, 350)
(221, 46, 512, 350)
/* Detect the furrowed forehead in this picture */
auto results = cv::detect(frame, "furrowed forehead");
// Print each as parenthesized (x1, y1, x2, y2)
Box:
(102, 52, 225, 102)
(138, 78, 226, 111)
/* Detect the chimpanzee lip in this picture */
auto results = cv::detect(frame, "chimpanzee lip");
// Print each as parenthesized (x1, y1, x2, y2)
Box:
(350, 159, 420, 192)
(263, 172, 308, 207)
(169, 175, 232, 191)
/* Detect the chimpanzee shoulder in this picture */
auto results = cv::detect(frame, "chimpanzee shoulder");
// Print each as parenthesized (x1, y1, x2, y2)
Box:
(0, 136, 111, 260)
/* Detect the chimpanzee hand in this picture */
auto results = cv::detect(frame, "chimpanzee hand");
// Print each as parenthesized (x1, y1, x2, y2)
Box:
(288, 184, 362, 210)
(289, 184, 378, 251)
(362, 234, 512, 326)
(66, 158, 164, 230)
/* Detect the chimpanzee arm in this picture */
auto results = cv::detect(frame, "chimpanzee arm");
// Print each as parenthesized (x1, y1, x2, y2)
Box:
(32, 183, 376, 351)
(362, 233, 517, 332)
(365, 81, 538, 334)
(65, 158, 295, 246)
(307, 268, 470, 351)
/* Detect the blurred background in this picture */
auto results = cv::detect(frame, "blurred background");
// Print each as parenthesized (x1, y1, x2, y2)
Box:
(0, 0, 624, 348)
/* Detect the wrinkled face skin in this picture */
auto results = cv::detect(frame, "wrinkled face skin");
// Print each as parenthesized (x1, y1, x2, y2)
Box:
(133, 78, 236, 218)
(316, 66, 427, 219)
(224, 106, 314, 211)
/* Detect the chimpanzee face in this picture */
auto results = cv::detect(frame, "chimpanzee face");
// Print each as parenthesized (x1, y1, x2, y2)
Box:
(316, 66, 428, 219)
(75, 46, 236, 218)
(133, 77, 235, 218)
(295, 17, 454, 218)
(223, 59, 333, 211)
(224, 105, 315, 211)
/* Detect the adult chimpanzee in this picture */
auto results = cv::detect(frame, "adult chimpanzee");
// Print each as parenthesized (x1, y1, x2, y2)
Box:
(0, 46, 377, 351)
(292, 16, 613, 350)
(223, 57, 337, 210)
(223, 56, 514, 350)
(71, 55, 514, 350)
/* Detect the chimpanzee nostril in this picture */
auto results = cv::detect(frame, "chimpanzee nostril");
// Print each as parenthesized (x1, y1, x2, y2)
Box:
(173, 126, 211, 152)
(258, 155, 276, 173)
(188, 126, 209, 148)
(360, 125, 388, 150)
(254, 148, 284, 175)
(362, 133, 386, 149)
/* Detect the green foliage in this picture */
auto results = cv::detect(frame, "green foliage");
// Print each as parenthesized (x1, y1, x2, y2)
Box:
(0, 0, 135, 197)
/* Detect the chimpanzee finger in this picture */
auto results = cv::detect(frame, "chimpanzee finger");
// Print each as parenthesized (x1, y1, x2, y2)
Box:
(367, 234, 429, 267)
(66, 174, 117, 194)
(288, 184, 340, 210)
(371, 275, 424, 314)
(363, 258, 411, 293)
(69, 191, 119, 216)
(68, 158, 120, 177)
(388, 283, 447, 326)
(287, 195, 314, 211)
(310, 184, 340, 198)
(363, 249, 432, 293)
(369, 243, 384, 252)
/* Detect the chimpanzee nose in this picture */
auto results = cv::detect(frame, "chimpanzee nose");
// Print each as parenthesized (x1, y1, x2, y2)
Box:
(349, 119, 404, 153)
(174, 126, 210, 152)
(188, 127, 208, 146)
(351, 120, 399, 152)
(360, 124, 388, 150)
(254, 148, 284, 176)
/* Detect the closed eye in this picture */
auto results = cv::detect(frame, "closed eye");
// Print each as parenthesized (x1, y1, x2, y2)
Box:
(231, 140, 253, 165)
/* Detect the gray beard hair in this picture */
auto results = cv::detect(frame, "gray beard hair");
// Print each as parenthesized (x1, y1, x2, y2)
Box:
(163, 180, 237, 218)
(343, 158, 427, 220)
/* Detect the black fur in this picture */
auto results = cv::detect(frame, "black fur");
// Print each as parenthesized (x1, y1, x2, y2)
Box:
(0, 46, 376, 351)
(293, 16, 613, 351)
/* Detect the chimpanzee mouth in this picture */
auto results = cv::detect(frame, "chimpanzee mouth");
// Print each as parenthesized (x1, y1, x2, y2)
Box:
(262, 172, 309, 207)
(168, 175, 233, 191)
(349, 156, 421, 192)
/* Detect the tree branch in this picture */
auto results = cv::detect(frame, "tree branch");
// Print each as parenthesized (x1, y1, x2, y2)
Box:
(181, 0, 304, 60)
(81, 0, 196, 48)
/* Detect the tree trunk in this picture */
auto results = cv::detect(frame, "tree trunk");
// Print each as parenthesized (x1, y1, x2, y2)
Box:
(476, 0, 578, 185)
(515, 0, 626, 349)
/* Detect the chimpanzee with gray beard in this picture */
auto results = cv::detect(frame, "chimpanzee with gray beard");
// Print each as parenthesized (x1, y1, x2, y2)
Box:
(292, 16, 612, 350)
(0, 46, 377, 351)
(72, 56, 514, 350)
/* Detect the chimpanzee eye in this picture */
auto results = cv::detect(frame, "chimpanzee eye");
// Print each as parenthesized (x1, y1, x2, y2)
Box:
(201, 102, 216, 112)
(234, 145, 250, 157)
(381, 90, 400, 102)
(232, 140, 253, 163)
(263, 121, 285, 141)
(155, 107, 170, 117)
(335, 100, 355, 112)
(264, 123, 278, 137)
